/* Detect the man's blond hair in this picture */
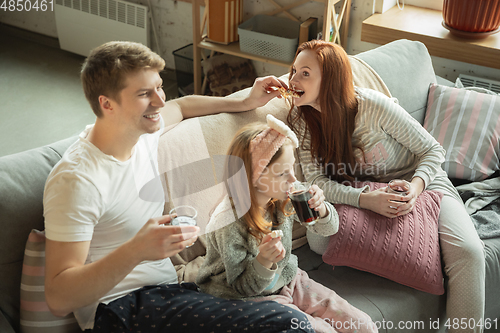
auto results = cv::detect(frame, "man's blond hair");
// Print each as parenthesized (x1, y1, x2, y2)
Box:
(81, 41, 165, 117)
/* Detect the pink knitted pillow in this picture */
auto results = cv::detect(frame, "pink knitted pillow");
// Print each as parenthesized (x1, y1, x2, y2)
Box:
(322, 182, 445, 295)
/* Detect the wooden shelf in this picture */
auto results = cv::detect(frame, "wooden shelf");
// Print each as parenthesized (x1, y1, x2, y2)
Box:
(361, 5, 500, 69)
(192, 0, 352, 94)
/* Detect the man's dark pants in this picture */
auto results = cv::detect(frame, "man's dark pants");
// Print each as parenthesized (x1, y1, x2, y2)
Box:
(91, 283, 316, 333)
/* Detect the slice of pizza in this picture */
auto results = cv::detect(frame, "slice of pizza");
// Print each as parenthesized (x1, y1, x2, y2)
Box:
(278, 87, 302, 98)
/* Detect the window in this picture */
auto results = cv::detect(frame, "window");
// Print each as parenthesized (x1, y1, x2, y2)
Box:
(404, 0, 443, 11)
(375, 0, 443, 13)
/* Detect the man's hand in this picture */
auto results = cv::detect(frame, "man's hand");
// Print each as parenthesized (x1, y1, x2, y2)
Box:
(242, 76, 289, 110)
(256, 233, 286, 269)
(45, 215, 199, 317)
(162, 75, 291, 124)
(129, 214, 200, 262)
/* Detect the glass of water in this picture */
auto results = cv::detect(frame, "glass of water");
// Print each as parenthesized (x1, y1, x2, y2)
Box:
(169, 205, 198, 248)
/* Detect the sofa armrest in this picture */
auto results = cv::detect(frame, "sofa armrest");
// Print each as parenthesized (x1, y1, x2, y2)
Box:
(0, 136, 77, 332)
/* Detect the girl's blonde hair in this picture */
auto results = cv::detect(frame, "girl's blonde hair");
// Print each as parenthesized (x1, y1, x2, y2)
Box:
(225, 122, 293, 241)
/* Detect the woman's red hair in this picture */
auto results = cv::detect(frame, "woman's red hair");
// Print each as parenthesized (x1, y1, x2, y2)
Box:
(287, 40, 360, 181)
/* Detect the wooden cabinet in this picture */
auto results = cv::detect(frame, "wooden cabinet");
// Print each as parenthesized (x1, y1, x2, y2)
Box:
(361, 5, 500, 70)
(191, 0, 352, 94)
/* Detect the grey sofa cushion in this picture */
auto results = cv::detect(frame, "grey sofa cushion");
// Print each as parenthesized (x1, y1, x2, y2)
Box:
(355, 39, 437, 125)
(297, 239, 500, 332)
(295, 244, 447, 333)
(0, 136, 77, 332)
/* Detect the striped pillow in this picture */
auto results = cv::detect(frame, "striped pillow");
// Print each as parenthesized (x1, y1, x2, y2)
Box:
(20, 229, 80, 333)
(424, 83, 500, 181)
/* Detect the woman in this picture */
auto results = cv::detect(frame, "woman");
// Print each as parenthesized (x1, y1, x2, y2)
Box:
(284, 40, 485, 333)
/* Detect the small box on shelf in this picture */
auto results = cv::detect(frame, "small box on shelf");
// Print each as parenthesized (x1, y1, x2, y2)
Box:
(238, 15, 300, 63)
(207, 0, 243, 44)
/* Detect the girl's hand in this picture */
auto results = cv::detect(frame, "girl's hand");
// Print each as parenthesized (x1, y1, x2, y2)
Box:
(256, 233, 286, 269)
(308, 184, 328, 218)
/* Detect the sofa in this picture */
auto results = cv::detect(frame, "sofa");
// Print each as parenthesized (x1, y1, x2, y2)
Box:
(1, 39, 499, 333)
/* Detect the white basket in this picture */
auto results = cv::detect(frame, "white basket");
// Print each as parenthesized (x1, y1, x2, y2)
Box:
(238, 15, 300, 63)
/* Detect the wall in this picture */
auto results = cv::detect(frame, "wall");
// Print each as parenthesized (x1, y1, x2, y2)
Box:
(0, 5, 57, 37)
(0, 0, 197, 70)
(1, 0, 499, 83)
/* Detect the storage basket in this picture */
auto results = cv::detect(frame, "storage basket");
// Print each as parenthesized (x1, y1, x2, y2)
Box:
(172, 44, 210, 96)
(173, 44, 196, 96)
(238, 15, 300, 63)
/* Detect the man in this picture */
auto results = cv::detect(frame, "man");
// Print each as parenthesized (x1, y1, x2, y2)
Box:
(43, 41, 313, 332)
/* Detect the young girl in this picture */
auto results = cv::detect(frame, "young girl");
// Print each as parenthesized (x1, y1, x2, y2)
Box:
(196, 114, 378, 333)
(285, 40, 485, 333)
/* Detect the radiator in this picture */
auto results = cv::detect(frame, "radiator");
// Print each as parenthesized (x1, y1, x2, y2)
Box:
(458, 74, 500, 94)
(55, 0, 149, 57)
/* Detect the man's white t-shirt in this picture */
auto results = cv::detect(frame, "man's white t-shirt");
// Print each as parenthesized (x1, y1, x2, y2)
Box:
(43, 118, 178, 330)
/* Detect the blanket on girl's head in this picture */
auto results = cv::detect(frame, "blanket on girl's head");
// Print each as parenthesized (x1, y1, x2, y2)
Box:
(157, 58, 391, 283)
